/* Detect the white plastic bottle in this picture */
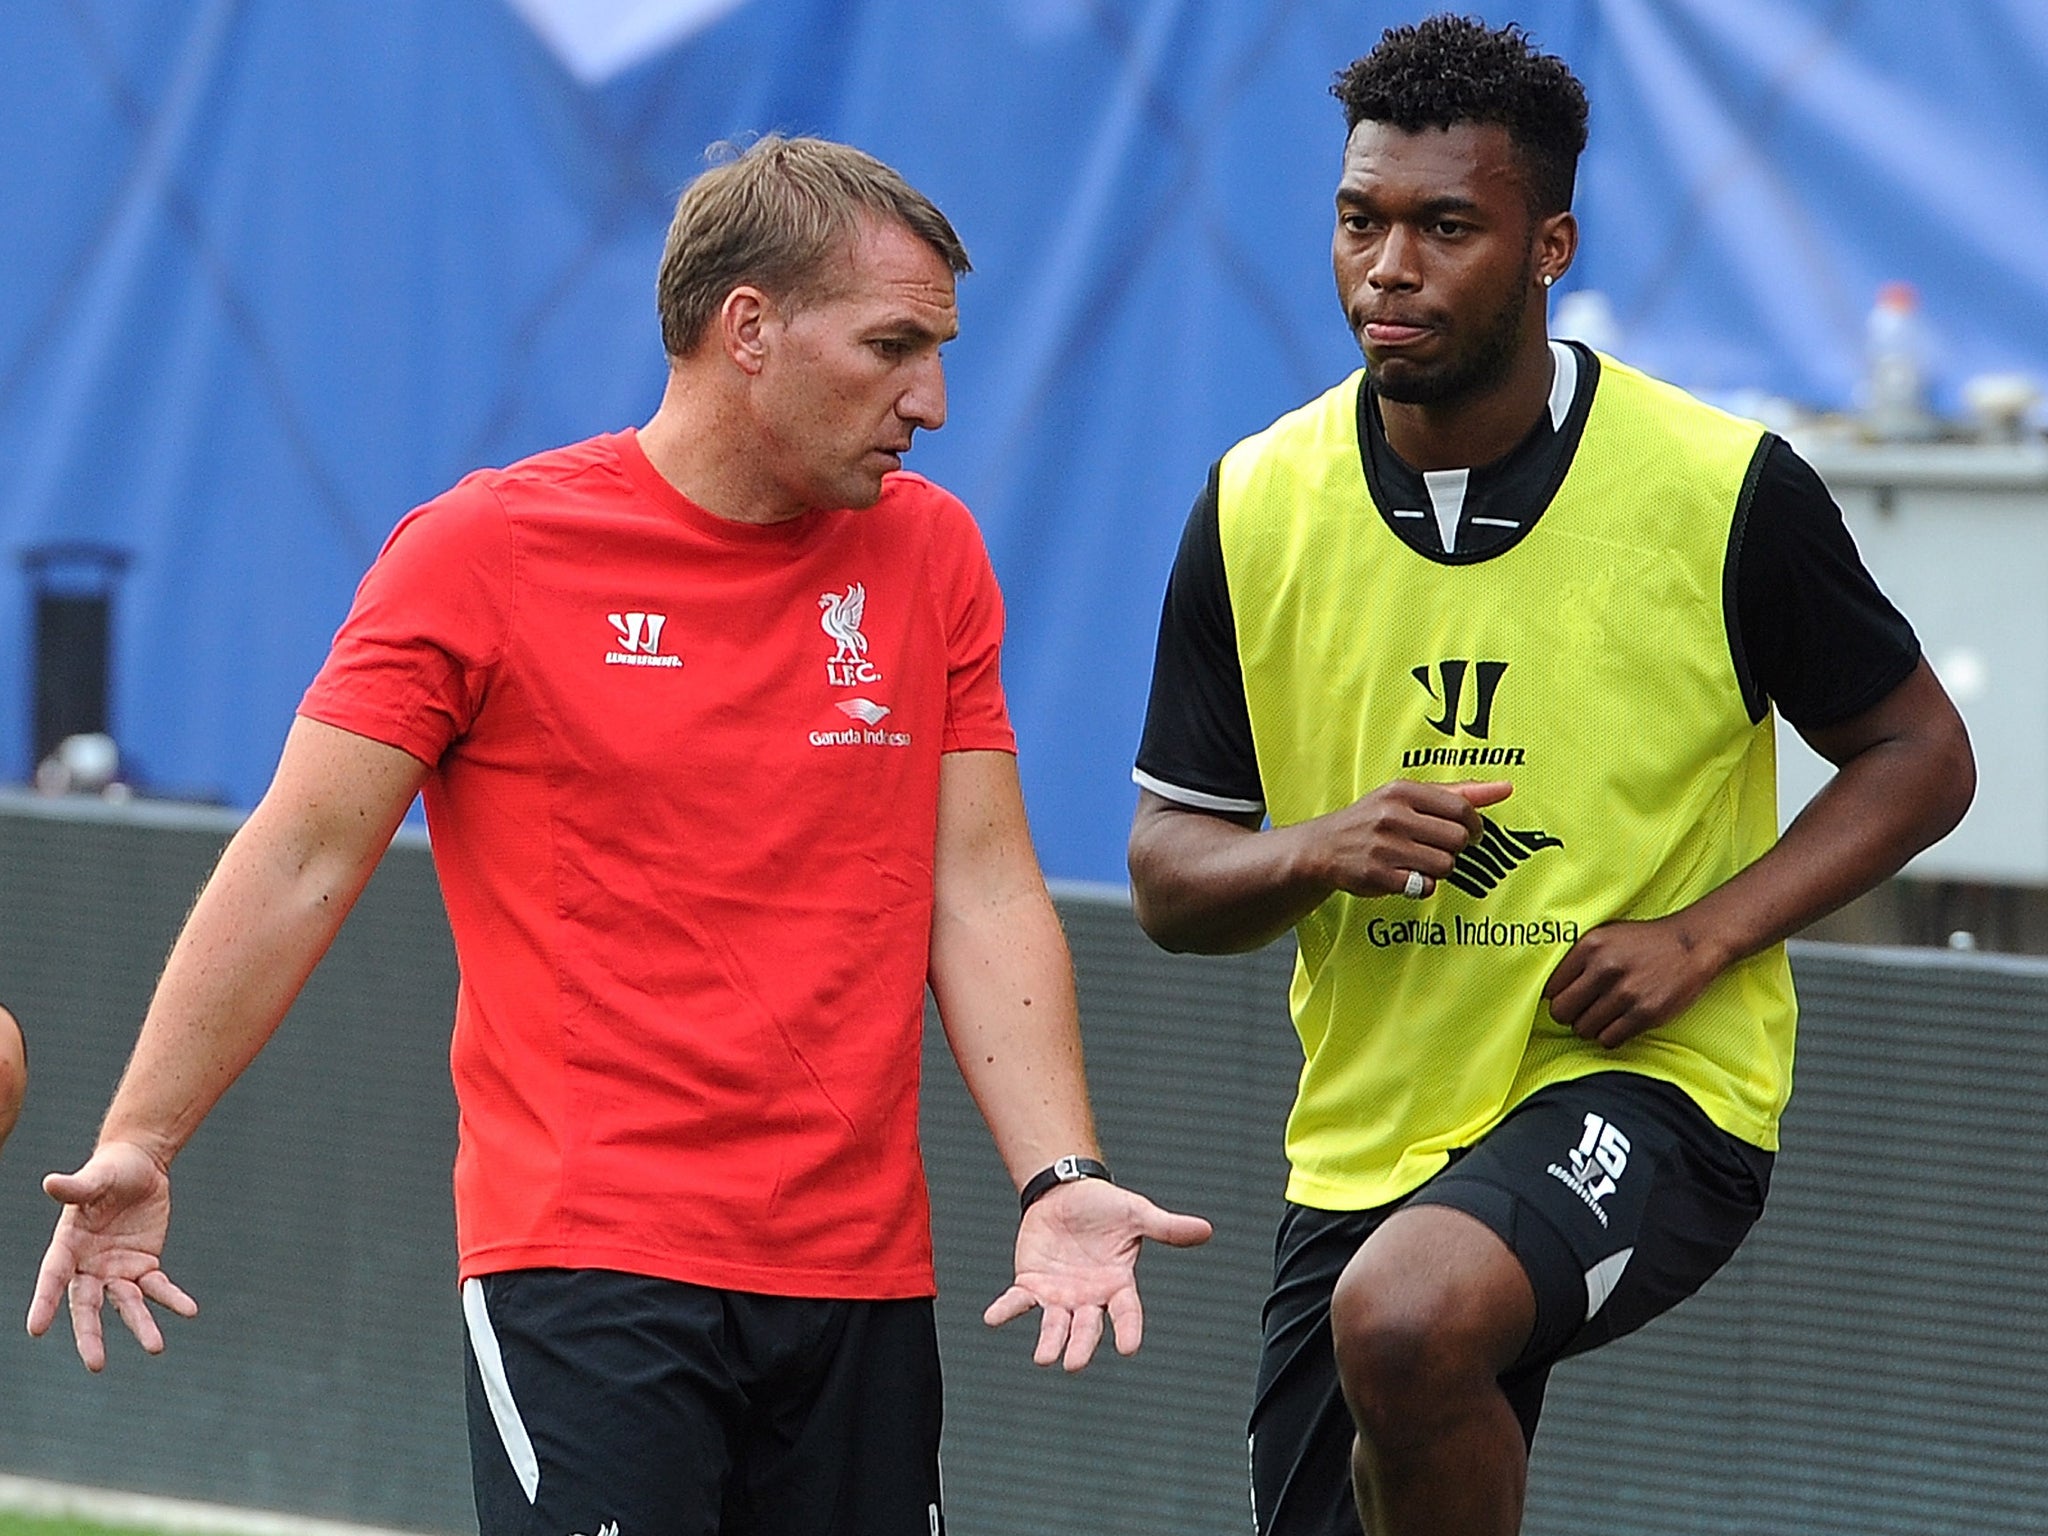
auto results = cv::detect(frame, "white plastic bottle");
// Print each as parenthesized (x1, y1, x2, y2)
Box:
(1862, 281, 1936, 441)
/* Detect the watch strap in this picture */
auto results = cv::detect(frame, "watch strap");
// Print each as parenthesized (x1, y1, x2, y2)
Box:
(1018, 1155, 1113, 1215)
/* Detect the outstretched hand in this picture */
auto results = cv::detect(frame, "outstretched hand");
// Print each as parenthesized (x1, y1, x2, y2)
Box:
(26, 1140, 198, 1371)
(983, 1178, 1211, 1371)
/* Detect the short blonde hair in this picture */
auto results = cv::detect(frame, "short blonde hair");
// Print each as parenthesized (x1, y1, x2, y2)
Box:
(656, 134, 970, 359)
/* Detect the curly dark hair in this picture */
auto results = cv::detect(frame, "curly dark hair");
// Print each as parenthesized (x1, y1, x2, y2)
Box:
(1332, 15, 1589, 215)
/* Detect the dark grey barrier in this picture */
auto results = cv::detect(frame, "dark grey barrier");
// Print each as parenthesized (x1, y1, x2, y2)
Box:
(2, 797, 2045, 1534)
(0, 797, 465, 1527)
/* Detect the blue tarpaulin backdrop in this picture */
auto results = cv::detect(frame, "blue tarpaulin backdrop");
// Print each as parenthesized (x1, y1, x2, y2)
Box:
(5, 1, 2046, 884)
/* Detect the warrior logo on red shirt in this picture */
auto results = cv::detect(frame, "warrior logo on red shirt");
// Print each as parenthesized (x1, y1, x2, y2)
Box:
(820, 582, 882, 686)
(604, 611, 681, 668)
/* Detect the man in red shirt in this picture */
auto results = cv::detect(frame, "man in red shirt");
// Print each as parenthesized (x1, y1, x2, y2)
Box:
(28, 136, 1210, 1536)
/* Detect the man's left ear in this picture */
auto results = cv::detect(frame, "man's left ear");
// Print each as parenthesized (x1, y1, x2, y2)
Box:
(1536, 209, 1579, 290)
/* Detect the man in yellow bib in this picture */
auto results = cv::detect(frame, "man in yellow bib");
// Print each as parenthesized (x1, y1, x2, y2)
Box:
(1127, 16, 1975, 1536)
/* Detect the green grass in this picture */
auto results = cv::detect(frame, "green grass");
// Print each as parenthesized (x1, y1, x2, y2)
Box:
(0, 1517, 227, 1536)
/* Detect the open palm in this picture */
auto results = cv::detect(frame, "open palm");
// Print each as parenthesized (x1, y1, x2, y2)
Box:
(26, 1140, 198, 1371)
(983, 1178, 1211, 1371)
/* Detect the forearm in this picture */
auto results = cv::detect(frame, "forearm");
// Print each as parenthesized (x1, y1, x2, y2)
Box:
(931, 883, 1101, 1186)
(1661, 665, 1974, 968)
(956, 875, 1218, 1371)
(1129, 779, 1513, 953)
(1128, 797, 1331, 955)
(99, 826, 357, 1161)
(97, 719, 425, 1165)
(1683, 748, 1970, 968)
(1129, 824, 1328, 954)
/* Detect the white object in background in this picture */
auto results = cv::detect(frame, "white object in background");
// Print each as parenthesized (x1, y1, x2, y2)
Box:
(1961, 373, 2041, 443)
(33, 732, 120, 797)
(1861, 281, 1938, 441)
(1933, 647, 1988, 704)
(1778, 448, 2048, 883)
(1551, 289, 1621, 357)
(503, 0, 754, 84)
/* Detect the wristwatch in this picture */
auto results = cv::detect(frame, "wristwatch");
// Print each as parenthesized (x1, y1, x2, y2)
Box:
(1019, 1155, 1113, 1215)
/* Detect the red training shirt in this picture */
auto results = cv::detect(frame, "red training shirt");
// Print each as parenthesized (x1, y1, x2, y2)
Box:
(300, 430, 1015, 1297)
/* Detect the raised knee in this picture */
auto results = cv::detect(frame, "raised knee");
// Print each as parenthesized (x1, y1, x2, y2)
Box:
(1329, 1262, 1502, 1445)
(1332, 1269, 1439, 1424)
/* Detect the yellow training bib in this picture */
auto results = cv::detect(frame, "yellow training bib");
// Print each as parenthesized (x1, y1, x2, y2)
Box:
(1219, 355, 1794, 1210)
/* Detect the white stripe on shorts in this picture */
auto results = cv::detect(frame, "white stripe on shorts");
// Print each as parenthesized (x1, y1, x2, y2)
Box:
(462, 1277, 542, 1504)
(1584, 1247, 1635, 1323)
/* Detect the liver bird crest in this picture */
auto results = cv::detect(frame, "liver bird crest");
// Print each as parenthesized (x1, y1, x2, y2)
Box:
(819, 583, 869, 664)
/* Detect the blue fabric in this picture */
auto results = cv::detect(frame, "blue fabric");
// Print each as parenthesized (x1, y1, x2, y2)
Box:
(3, 1, 2043, 881)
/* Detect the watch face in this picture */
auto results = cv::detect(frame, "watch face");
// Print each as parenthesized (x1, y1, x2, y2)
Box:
(1054, 1156, 1081, 1180)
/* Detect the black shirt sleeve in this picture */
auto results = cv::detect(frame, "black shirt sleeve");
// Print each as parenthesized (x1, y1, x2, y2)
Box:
(1733, 436, 1922, 732)
(1132, 464, 1265, 810)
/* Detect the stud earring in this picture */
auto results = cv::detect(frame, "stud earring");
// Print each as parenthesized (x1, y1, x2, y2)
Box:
(1541, 273, 1555, 288)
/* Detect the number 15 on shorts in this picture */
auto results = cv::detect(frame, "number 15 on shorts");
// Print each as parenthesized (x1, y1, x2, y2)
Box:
(1569, 1113, 1631, 1200)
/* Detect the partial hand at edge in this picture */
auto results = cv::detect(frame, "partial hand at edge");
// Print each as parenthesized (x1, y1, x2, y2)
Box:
(1542, 913, 1728, 1049)
(982, 1178, 1212, 1372)
(26, 1140, 198, 1372)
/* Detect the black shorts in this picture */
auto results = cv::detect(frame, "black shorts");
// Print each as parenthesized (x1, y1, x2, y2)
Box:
(462, 1269, 945, 1536)
(1249, 1072, 1771, 1536)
